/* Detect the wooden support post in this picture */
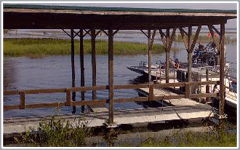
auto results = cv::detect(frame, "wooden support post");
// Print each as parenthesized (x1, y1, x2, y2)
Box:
(91, 29, 97, 100)
(159, 28, 176, 84)
(66, 89, 71, 106)
(20, 91, 25, 109)
(187, 26, 192, 83)
(206, 69, 210, 102)
(71, 29, 76, 114)
(80, 29, 85, 112)
(165, 51, 170, 83)
(219, 23, 226, 126)
(148, 30, 152, 83)
(149, 84, 154, 101)
(108, 28, 114, 124)
(165, 29, 170, 83)
(148, 30, 156, 101)
(187, 26, 192, 96)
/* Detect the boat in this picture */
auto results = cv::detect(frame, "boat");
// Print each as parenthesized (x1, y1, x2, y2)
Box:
(128, 41, 237, 111)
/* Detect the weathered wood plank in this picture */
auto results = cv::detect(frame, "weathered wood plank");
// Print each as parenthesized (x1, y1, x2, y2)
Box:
(26, 102, 65, 109)
(190, 93, 218, 99)
(4, 90, 19, 95)
(114, 84, 149, 89)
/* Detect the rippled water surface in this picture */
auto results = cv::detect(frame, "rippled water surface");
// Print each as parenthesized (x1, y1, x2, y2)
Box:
(3, 42, 237, 118)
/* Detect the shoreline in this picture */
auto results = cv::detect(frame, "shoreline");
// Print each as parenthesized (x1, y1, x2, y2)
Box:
(4, 38, 180, 57)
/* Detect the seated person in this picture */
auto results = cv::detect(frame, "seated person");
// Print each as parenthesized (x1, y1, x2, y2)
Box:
(193, 42, 205, 59)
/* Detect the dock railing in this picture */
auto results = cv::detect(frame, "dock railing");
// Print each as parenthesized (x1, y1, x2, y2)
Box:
(4, 81, 219, 111)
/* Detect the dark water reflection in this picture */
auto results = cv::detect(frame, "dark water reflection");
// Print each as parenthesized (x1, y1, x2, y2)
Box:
(3, 43, 237, 118)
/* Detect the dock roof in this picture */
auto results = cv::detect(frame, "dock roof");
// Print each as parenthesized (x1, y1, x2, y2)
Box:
(3, 4, 237, 29)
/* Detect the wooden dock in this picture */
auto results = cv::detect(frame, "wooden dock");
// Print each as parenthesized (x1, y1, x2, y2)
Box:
(3, 105, 213, 136)
(136, 87, 213, 115)
(4, 87, 214, 135)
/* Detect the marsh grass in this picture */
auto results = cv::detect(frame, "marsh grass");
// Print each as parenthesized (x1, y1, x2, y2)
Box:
(176, 35, 237, 45)
(13, 117, 237, 147)
(3, 38, 169, 57)
(14, 117, 88, 147)
(139, 127, 237, 147)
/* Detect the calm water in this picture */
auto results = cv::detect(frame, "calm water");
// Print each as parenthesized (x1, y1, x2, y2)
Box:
(3, 42, 237, 118)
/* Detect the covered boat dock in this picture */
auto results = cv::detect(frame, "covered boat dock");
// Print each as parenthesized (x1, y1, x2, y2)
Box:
(3, 4, 237, 132)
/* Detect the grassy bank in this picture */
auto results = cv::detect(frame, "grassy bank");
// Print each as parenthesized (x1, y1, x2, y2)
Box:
(3, 38, 170, 57)
(9, 117, 237, 147)
(138, 129, 236, 147)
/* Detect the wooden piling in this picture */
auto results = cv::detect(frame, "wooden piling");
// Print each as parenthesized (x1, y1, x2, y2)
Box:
(108, 28, 114, 124)
(206, 69, 210, 102)
(148, 30, 152, 83)
(66, 89, 71, 106)
(148, 30, 156, 101)
(71, 29, 76, 113)
(187, 26, 192, 83)
(165, 28, 170, 83)
(80, 29, 85, 112)
(91, 29, 97, 100)
(219, 23, 226, 126)
(20, 91, 25, 109)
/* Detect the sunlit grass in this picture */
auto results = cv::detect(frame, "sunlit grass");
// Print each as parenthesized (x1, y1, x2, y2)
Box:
(3, 38, 171, 57)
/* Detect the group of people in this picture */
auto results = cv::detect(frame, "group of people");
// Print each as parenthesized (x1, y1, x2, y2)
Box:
(160, 41, 217, 69)
(193, 41, 217, 60)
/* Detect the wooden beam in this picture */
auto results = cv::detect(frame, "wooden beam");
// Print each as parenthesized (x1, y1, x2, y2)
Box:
(102, 30, 109, 36)
(159, 29, 167, 47)
(179, 27, 188, 50)
(66, 89, 71, 106)
(80, 29, 85, 112)
(91, 29, 97, 100)
(208, 25, 220, 51)
(212, 25, 221, 36)
(165, 28, 170, 83)
(187, 26, 192, 83)
(219, 23, 226, 126)
(190, 25, 202, 53)
(108, 28, 114, 125)
(149, 30, 156, 100)
(113, 29, 120, 36)
(20, 91, 25, 109)
(71, 29, 76, 114)
(148, 30, 152, 83)
(140, 30, 148, 38)
(83, 29, 91, 37)
(167, 27, 177, 50)
(62, 29, 71, 37)
(206, 69, 210, 102)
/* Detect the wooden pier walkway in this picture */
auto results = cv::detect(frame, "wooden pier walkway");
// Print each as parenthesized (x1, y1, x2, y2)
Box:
(136, 87, 213, 115)
(3, 105, 213, 135)
(4, 87, 214, 135)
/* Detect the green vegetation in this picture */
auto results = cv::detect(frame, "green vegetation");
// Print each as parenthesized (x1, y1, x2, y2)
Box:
(3, 38, 170, 57)
(176, 34, 237, 45)
(139, 129, 236, 147)
(12, 117, 236, 147)
(14, 117, 88, 147)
